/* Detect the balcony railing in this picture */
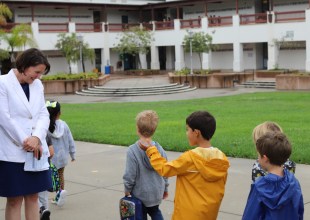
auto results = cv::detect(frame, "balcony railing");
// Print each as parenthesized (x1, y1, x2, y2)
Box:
(180, 18, 201, 29)
(154, 20, 174, 30)
(240, 13, 267, 25)
(142, 22, 153, 31)
(208, 16, 233, 27)
(0, 23, 23, 32)
(76, 23, 102, 32)
(107, 23, 140, 32)
(38, 23, 69, 32)
(275, 10, 305, 23)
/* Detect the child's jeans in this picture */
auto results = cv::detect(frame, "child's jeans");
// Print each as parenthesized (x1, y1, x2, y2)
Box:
(142, 204, 164, 220)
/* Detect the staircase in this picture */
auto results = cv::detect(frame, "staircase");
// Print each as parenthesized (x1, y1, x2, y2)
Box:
(76, 83, 197, 97)
(236, 81, 276, 89)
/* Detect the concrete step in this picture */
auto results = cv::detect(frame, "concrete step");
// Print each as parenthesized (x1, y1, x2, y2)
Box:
(76, 84, 197, 97)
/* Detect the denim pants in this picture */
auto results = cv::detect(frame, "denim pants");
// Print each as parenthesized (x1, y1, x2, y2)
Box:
(142, 204, 164, 220)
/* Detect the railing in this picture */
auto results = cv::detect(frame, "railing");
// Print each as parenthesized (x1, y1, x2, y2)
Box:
(154, 20, 174, 30)
(107, 23, 140, 32)
(180, 18, 201, 29)
(240, 13, 267, 25)
(76, 23, 102, 32)
(142, 22, 153, 31)
(208, 16, 233, 27)
(274, 10, 305, 23)
(38, 23, 69, 32)
(0, 23, 22, 32)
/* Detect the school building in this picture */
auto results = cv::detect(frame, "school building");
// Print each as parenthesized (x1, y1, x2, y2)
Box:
(1, 0, 310, 75)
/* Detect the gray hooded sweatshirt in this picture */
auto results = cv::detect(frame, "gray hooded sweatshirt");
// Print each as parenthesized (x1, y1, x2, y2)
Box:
(123, 141, 169, 207)
(48, 119, 76, 169)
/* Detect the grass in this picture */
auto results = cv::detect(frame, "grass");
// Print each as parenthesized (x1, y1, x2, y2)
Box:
(60, 91, 310, 164)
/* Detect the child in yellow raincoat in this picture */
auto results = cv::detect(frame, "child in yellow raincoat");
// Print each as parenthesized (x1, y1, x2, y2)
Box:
(139, 110, 230, 220)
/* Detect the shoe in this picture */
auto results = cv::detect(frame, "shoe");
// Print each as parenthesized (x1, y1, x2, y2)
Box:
(56, 189, 67, 207)
(40, 206, 50, 220)
(51, 191, 59, 205)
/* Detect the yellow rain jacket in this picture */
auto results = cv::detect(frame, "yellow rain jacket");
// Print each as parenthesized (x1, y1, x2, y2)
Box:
(146, 146, 230, 220)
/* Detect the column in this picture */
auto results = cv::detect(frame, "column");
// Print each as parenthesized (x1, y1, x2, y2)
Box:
(151, 45, 160, 69)
(68, 22, 76, 33)
(139, 53, 147, 69)
(100, 48, 105, 73)
(166, 46, 174, 70)
(202, 51, 212, 69)
(233, 42, 244, 72)
(175, 44, 185, 70)
(70, 63, 79, 74)
(267, 41, 279, 70)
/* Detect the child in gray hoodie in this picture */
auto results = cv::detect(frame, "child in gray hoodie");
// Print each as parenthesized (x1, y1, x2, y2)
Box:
(123, 110, 169, 220)
(46, 100, 76, 207)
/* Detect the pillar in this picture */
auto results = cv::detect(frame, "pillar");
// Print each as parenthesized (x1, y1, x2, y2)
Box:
(233, 42, 244, 72)
(175, 44, 185, 70)
(151, 45, 160, 69)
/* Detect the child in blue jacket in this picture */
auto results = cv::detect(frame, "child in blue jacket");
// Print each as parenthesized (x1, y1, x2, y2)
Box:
(242, 132, 304, 220)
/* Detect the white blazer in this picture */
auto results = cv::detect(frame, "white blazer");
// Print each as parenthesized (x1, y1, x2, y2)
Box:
(0, 69, 50, 162)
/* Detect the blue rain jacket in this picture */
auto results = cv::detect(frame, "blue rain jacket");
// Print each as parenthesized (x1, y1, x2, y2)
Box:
(242, 169, 304, 220)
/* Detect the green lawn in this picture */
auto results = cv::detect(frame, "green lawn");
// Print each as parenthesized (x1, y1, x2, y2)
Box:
(60, 91, 310, 164)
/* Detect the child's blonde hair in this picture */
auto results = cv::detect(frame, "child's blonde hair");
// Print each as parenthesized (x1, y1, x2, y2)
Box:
(136, 110, 159, 138)
(252, 121, 283, 143)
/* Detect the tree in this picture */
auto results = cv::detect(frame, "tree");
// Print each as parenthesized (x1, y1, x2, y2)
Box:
(0, 3, 12, 26)
(114, 26, 153, 69)
(183, 32, 214, 70)
(55, 33, 95, 73)
(0, 23, 36, 66)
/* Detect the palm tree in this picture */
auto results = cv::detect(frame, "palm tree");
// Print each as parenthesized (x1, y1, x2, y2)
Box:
(0, 23, 37, 65)
(0, 3, 12, 26)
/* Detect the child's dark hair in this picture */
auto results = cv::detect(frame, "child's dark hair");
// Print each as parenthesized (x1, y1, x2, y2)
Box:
(186, 111, 216, 140)
(46, 100, 61, 133)
(256, 132, 292, 166)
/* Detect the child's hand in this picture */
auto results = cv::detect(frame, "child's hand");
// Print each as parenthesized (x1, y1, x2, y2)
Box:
(139, 139, 152, 151)
(125, 192, 131, 196)
(163, 191, 168, 199)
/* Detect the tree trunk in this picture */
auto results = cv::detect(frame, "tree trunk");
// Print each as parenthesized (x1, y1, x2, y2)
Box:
(198, 53, 202, 70)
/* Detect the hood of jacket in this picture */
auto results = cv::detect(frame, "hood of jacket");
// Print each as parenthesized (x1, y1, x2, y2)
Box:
(189, 147, 230, 182)
(254, 169, 299, 210)
(48, 119, 65, 139)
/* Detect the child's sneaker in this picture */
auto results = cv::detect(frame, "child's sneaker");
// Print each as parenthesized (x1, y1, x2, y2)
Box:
(51, 191, 60, 205)
(39, 206, 50, 220)
(56, 189, 67, 207)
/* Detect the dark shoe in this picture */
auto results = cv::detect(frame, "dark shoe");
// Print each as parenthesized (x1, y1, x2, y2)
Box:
(40, 208, 51, 220)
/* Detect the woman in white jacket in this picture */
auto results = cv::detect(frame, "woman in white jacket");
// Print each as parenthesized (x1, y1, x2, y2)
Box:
(0, 48, 51, 220)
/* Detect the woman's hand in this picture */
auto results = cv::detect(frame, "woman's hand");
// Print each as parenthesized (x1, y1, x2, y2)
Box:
(23, 136, 40, 152)
(33, 145, 43, 160)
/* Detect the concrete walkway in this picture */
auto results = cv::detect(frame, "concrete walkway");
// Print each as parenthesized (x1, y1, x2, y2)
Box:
(1, 75, 309, 219)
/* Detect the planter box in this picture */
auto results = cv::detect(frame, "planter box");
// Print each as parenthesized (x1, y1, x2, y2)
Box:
(168, 72, 254, 88)
(42, 75, 110, 94)
(276, 74, 310, 90)
(256, 70, 298, 78)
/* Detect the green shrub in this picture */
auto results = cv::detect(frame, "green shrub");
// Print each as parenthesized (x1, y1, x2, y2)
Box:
(41, 72, 99, 81)
(175, 68, 190, 75)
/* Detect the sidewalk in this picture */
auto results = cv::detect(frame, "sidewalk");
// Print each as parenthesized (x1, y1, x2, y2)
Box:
(1, 141, 309, 219)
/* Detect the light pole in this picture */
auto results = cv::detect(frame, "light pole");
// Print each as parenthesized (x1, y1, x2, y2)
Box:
(188, 30, 193, 75)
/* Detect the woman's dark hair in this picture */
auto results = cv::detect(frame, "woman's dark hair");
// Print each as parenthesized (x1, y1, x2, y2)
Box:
(46, 101, 61, 133)
(186, 111, 216, 141)
(15, 48, 50, 75)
